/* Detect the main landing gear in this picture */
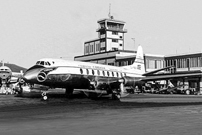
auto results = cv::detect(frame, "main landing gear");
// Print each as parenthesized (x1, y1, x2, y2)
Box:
(111, 91, 121, 100)
(65, 87, 74, 98)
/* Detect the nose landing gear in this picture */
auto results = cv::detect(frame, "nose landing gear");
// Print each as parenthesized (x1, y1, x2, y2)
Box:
(41, 91, 48, 101)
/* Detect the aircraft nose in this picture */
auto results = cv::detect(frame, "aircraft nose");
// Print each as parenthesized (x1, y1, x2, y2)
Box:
(23, 68, 43, 83)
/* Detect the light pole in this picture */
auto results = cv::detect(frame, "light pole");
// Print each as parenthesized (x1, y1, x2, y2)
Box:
(131, 38, 135, 48)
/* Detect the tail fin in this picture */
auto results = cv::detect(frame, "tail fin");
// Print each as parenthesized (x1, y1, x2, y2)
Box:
(123, 45, 145, 74)
(132, 45, 145, 74)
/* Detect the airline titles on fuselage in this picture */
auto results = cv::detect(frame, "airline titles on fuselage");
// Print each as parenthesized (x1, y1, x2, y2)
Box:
(78, 64, 118, 72)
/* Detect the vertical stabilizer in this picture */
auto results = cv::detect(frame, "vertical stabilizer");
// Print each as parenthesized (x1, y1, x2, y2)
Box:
(123, 45, 145, 74)
(132, 45, 145, 74)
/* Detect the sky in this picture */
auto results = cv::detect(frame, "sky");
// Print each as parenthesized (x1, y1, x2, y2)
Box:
(0, 0, 202, 68)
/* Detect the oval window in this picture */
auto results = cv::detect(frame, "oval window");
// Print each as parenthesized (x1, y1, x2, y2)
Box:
(107, 71, 110, 76)
(86, 69, 89, 75)
(103, 71, 105, 76)
(92, 70, 94, 75)
(97, 70, 100, 76)
(80, 68, 83, 74)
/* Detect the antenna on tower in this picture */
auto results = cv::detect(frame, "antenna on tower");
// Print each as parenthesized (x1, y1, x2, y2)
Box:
(108, 3, 113, 19)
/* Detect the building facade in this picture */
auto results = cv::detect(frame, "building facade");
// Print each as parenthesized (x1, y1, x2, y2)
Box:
(74, 17, 202, 92)
(84, 18, 127, 55)
(75, 17, 165, 71)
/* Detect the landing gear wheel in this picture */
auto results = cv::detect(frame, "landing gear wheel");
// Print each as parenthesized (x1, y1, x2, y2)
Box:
(186, 90, 190, 95)
(5, 91, 9, 95)
(42, 95, 48, 101)
(116, 93, 121, 99)
(41, 92, 48, 101)
(112, 93, 121, 100)
(65, 87, 74, 99)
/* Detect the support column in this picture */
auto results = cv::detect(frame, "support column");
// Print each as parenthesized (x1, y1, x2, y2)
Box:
(200, 77, 202, 94)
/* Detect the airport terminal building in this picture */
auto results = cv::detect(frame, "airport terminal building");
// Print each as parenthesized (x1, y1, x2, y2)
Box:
(74, 17, 202, 93)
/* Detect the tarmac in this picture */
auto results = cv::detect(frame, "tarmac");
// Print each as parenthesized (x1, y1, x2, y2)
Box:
(1, 93, 202, 135)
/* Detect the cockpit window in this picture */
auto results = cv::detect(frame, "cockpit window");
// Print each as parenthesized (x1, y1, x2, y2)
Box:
(36, 60, 51, 66)
(47, 62, 51, 66)
(36, 61, 40, 65)
(40, 61, 45, 65)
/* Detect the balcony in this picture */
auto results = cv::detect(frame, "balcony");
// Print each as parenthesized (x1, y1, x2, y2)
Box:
(107, 27, 127, 33)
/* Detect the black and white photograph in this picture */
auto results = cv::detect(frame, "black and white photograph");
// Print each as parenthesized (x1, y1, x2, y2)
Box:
(1, 0, 202, 135)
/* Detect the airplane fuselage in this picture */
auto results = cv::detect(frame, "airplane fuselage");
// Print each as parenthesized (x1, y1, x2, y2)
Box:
(24, 60, 144, 91)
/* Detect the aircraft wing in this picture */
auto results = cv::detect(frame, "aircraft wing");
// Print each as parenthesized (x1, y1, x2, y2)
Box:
(12, 72, 23, 78)
(10, 72, 24, 84)
(141, 72, 202, 81)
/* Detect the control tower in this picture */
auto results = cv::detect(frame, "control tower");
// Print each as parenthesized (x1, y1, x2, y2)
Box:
(84, 16, 127, 55)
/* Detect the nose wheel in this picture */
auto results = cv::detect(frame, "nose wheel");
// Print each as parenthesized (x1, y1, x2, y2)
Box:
(41, 91, 48, 101)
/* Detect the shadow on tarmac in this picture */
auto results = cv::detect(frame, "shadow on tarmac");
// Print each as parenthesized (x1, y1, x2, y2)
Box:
(14, 92, 202, 109)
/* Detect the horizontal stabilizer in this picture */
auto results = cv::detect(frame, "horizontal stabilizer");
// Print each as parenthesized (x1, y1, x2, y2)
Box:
(142, 65, 175, 76)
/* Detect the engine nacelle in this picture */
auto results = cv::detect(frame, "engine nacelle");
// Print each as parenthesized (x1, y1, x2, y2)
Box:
(121, 76, 144, 87)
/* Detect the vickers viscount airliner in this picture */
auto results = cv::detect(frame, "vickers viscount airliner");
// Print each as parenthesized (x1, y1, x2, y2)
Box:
(23, 46, 172, 100)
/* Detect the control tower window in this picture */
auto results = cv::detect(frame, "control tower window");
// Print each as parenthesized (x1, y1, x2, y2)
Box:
(100, 23, 105, 28)
(112, 32, 118, 35)
(100, 31, 105, 35)
(112, 39, 118, 42)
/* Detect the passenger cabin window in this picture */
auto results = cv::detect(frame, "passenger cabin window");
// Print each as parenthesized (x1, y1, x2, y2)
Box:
(92, 70, 95, 75)
(86, 69, 89, 75)
(121, 73, 125, 77)
(97, 70, 100, 76)
(80, 68, 83, 74)
(116, 72, 119, 77)
(107, 71, 110, 76)
(112, 72, 114, 77)
(102, 71, 105, 76)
